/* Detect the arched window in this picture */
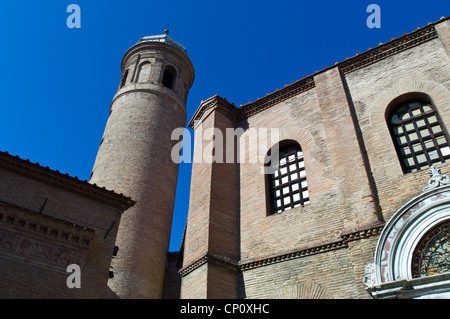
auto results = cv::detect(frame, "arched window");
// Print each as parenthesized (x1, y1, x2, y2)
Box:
(137, 62, 151, 83)
(266, 140, 309, 215)
(363, 173, 450, 298)
(120, 69, 129, 88)
(412, 220, 450, 278)
(388, 99, 450, 173)
(162, 66, 176, 90)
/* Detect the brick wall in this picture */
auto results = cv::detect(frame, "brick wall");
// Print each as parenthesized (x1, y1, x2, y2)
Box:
(344, 34, 450, 223)
(0, 155, 131, 298)
(236, 20, 450, 299)
(180, 18, 450, 299)
(181, 98, 239, 298)
(236, 66, 381, 298)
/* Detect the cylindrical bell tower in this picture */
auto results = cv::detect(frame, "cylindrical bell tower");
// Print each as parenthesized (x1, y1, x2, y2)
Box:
(90, 29, 194, 298)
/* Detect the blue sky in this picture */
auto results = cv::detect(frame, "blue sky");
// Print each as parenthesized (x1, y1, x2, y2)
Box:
(0, 1, 448, 251)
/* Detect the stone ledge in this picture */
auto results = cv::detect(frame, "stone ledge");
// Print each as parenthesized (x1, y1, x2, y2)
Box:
(239, 238, 347, 271)
(368, 272, 450, 299)
(179, 222, 385, 276)
(179, 251, 239, 277)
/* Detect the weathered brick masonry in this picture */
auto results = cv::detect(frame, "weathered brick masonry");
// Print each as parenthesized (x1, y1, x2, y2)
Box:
(0, 17, 448, 299)
(177, 17, 450, 299)
(0, 151, 134, 298)
(90, 32, 195, 299)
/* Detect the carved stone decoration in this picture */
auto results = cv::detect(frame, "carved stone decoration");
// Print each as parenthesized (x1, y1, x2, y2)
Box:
(363, 263, 376, 287)
(423, 166, 450, 192)
(364, 182, 450, 298)
(0, 200, 95, 274)
(0, 227, 87, 272)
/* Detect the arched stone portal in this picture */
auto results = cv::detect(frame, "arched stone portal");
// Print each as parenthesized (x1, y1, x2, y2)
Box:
(364, 166, 450, 299)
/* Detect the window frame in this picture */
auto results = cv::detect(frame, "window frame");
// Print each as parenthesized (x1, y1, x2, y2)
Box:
(266, 141, 309, 215)
(162, 65, 176, 90)
(411, 219, 450, 278)
(388, 99, 450, 173)
(120, 69, 129, 88)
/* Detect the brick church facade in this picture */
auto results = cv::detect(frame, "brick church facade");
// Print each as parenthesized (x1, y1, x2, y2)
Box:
(0, 17, 450, 299)
(172, 16, 450, 299)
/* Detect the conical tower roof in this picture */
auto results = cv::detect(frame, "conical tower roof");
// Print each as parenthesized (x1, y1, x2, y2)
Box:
(137, 28, 188, 55)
